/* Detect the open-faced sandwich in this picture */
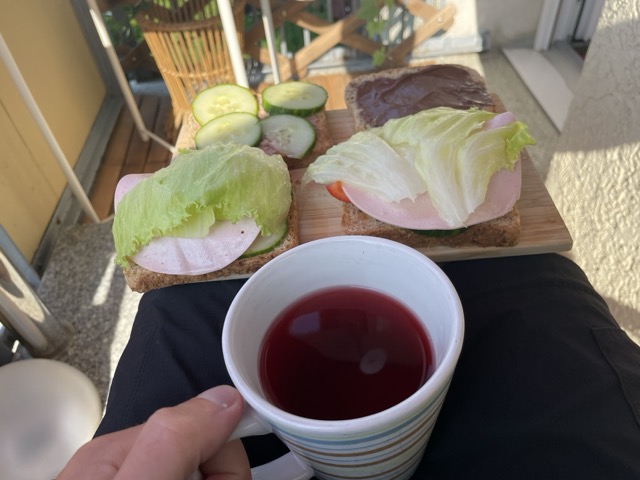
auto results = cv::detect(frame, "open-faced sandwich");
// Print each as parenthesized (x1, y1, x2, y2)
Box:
(112, 143, 298, 293)
(187, 81, 333, 169)
(303, 64, 536, 249)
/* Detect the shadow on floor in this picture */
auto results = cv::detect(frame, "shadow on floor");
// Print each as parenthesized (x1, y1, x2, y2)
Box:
(37, 220, 140, 403)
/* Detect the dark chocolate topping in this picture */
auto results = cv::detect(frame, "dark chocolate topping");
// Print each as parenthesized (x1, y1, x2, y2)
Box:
(354, 65, 495, 127)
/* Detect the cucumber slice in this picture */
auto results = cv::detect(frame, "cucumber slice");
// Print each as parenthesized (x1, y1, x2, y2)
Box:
(261, 81, 328, 116)
(240, 220, 288, 258)
(261, 114, 316, 159)
(195, 112, 262, 149)
(191, 84, 258, 125)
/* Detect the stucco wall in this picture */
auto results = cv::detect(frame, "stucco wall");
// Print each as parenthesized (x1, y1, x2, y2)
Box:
(545, 0, 640, 341)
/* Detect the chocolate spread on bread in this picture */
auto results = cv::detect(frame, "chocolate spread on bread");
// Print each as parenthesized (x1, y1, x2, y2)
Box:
(352, 65, 495, 127)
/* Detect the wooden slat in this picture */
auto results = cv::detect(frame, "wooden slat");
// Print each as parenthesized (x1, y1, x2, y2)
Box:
(245, 0, 453, 80)
(294, 12, 379, 55)
(88, 102, 137, 220)
(146, 94, 174, 171)
(385, 3, 456, 66)
(120, 96, 157, 177)
(101, 102, 136, 167)
(87, 95, 173, 221)
(289, 14, 367, 78)
(88, 164, 124, 221)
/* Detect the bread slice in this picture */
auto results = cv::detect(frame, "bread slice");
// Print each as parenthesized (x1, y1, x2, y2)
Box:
(341, 64, 521, 248)
(342, 202, 520, 248)
(122, 193, 300, 293)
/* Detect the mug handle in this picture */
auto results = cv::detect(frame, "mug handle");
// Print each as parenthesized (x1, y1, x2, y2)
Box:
(189, 406, 314, 480)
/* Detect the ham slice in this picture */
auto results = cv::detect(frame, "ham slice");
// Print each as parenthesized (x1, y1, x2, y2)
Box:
(342, 161, 521, 230)
(114, 174, 260, 275)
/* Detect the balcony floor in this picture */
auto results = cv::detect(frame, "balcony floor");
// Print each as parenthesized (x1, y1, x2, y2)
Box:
(87, 95, 174, 221)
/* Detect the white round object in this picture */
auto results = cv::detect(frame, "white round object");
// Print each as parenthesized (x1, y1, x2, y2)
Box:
(0, 359, 102, 480)
(343, 160, 522, 230)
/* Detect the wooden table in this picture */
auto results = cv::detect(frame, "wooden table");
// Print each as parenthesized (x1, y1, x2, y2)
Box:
(177, 108, 573, 263)
(244, 0, 457, 80)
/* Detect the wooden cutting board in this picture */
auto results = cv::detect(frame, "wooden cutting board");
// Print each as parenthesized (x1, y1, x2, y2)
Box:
(292, 109, 572, 262)
(176, 108, 573, 263)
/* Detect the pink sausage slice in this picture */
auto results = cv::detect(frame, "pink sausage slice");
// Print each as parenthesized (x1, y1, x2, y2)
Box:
(114, 174, 260, 275)
(342, 159, 521, 230)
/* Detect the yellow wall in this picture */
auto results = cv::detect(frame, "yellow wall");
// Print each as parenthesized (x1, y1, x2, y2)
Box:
(0, 0, 106, 261)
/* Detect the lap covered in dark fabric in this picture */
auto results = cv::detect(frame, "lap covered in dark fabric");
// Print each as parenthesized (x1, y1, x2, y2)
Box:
(95, 254, 640, 479)
(94, 278, 289, 465)
(420, 254, 640, 479)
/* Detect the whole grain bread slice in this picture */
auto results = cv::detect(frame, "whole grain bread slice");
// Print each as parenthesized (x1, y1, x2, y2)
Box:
(342, 202, 520, 248)
(122, 192, 300, 293)
(340, 64, 521, 248)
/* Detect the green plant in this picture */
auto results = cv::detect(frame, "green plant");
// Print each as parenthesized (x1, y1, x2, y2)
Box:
(356, 0, 395, 66)
(102, 4, 146, 48)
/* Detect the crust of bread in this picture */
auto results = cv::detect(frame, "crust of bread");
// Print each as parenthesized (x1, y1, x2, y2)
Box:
(344, 64, 496, 131)
(342, 64, 520, 247)
(122, 193, 300, 293)
(341, 202, 520, 248)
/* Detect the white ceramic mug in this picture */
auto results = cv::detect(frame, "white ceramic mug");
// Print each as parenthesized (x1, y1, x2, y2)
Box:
(222, 236, 464, 480)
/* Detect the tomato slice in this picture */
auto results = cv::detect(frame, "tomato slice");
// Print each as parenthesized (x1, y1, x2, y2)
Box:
(326, 181, 351, 203)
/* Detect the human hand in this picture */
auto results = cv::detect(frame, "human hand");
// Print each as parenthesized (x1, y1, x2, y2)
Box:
(57, 385, 250, 480)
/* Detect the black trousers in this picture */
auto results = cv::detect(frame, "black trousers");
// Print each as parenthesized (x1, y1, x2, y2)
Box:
(96, 254, 640, 479)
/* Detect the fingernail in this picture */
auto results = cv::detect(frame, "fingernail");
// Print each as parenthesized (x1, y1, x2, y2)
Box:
(198, 385, 240, 408)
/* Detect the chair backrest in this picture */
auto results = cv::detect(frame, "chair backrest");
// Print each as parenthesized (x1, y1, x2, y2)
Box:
(136, 0, 246, 129)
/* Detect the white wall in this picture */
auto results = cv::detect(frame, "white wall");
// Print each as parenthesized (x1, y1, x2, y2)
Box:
(545, 0, 640, 341)
(476, 0, 545, 46)
(410, 0, 545, 57)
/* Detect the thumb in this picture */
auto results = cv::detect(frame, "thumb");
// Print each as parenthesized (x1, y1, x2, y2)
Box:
(116, 385, 249, 479)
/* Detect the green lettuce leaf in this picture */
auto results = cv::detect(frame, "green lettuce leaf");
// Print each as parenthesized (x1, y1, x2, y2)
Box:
(382, 108, 534, 226)
(302, 131, 425, 202)
(113, 144, 291, 267)
(304, 107, 535, 227)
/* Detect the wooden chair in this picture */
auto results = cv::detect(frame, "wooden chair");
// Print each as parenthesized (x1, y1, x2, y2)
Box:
(136, 0, 246, 134)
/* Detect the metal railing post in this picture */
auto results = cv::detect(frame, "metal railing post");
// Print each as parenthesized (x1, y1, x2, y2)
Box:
(0, 251, 74, 359)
